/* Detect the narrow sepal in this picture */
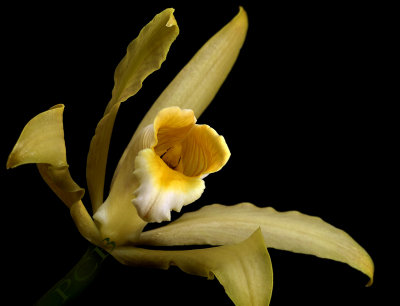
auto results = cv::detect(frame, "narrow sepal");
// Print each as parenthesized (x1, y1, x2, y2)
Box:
(86, 8, 179, 212)
(135, 7, 248, 132)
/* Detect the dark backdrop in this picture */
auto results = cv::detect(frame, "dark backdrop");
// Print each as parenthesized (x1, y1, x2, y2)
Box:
(1, 1, 390, 305)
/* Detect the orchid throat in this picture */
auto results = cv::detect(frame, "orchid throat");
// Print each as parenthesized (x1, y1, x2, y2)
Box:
(131, 107, 230, 223)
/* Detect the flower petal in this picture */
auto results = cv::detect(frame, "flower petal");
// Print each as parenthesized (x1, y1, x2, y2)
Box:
(180, 124, 230, 177)
(112, 228, 273, 306)
(134, 7, 248, 133)
(139, 202, 374, 286)
(86, 104, 119, 212)
(86, 8, 179, 212)
(153, 107, 197, 151)
(132, 149, 205, 222)
(106, 9, 179, 112)
(7, 104, 84, 208)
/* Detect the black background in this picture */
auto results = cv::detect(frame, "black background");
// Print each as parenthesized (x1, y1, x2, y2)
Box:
(1, 1, 392, 305)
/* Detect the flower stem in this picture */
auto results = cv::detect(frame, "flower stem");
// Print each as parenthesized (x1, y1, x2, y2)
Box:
(35, 244, 109, 305)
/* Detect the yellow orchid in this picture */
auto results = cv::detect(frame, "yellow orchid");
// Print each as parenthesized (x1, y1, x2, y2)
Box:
(7, 7, 374, 306)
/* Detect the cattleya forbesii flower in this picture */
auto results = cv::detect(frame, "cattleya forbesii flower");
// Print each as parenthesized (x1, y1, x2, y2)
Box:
(7, 7, 374, 306)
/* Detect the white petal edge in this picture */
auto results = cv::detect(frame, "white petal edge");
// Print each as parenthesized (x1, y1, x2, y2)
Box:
(132, 149, 205, 222)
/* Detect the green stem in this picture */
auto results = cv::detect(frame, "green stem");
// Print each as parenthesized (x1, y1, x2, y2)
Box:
(35, 244, 109, 305)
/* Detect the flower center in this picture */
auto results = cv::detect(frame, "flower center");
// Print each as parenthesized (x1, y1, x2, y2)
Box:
(159, 143, 182, 170)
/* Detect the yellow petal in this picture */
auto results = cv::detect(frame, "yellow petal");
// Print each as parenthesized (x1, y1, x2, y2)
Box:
(139, 202, 374, 286)
(152, 107, 231, 177)
(180, 124, 230, 177)
(112, 228, 273, 306)
(7, 105, 84, 208)
(134, 7, 248, 133)
(86, 8, 179, 212)
(153, 107, 197, 152)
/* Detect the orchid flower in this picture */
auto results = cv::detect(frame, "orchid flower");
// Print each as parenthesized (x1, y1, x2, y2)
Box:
(7, 7, 374, 306)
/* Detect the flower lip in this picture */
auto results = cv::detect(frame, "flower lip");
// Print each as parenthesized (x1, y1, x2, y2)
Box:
(131, 106, 230, 222)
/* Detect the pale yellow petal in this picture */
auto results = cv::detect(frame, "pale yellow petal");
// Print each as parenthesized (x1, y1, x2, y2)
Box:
(134, 7, 248, 133)
(7, 105, 84, 208)
(106, 8, 179, 113)
(86, 104, 119, 212)
(86, 8, 179, 213)
(112, 228, 273, 306)
(139, 202, 374, 286)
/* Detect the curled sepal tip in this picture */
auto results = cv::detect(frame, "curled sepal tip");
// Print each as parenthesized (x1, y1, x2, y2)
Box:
(7, 104, 67, 169)
(7, 104, 84, 207)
